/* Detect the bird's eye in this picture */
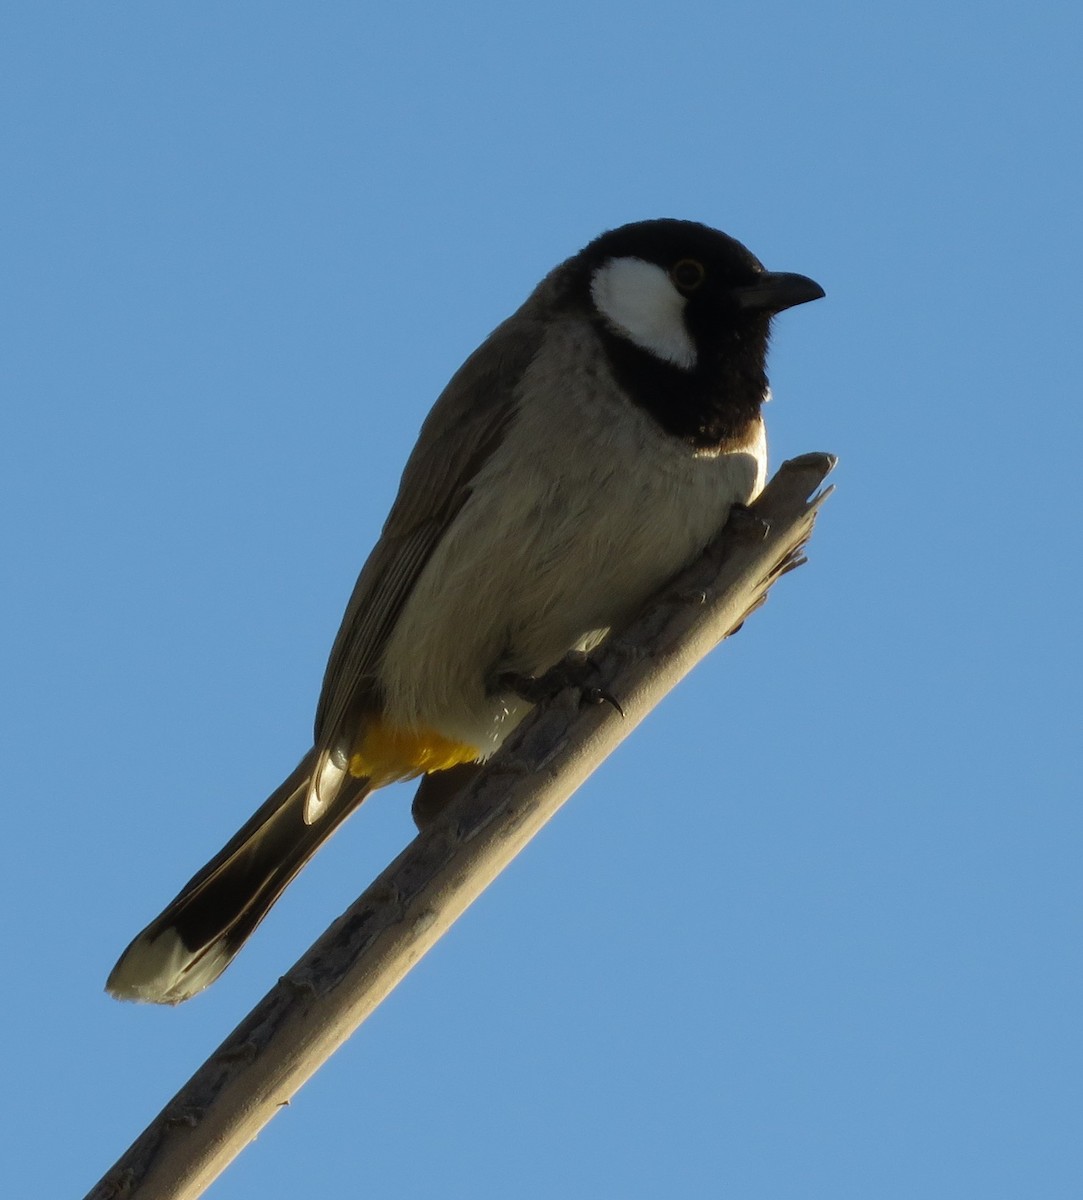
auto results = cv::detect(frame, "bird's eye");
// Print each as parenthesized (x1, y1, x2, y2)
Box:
(671, 259, 706, 292)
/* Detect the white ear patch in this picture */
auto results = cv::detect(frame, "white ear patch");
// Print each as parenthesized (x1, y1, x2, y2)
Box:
(590, 257, 697, 370)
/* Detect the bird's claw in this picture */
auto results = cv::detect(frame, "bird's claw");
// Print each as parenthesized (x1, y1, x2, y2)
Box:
(579, 685, 625, 718)
(496, 651, 624, 717)
(727, 502, 770, 541)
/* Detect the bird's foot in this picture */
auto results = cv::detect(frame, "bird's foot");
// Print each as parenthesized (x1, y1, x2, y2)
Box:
(411, 762, 483, 831)
(495, 650, 624, 717)
(726, 502, 770, 542)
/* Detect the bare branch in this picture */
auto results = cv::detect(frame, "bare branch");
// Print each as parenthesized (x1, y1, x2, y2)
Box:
(87, 452, 836, 1200)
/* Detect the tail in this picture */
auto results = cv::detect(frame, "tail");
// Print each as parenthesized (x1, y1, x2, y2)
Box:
(106, 750, 372, 1004)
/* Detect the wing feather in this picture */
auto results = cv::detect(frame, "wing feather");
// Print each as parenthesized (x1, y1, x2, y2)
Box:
(312, 311, 549, 762)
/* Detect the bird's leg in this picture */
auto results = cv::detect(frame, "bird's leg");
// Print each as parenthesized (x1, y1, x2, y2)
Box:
(495, 650, 624, 717)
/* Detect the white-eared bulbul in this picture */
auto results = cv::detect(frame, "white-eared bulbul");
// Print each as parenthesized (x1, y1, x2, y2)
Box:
(107, 219, 824, 1003)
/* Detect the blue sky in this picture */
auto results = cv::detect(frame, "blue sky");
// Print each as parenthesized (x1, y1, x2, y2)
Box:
(3, 3, 1081, 1197)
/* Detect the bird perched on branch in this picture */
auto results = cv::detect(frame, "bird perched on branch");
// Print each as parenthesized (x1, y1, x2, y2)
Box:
(107, 218, 823, 1003)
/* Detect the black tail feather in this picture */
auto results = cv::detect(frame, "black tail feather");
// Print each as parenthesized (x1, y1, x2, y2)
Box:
(106, 751, 371, 1003)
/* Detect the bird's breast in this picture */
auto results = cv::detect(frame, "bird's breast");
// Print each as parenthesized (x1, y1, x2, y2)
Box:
(376, 319, 766, 754)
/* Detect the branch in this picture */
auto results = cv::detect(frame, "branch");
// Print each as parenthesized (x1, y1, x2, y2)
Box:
(87, 452, 837, 1200)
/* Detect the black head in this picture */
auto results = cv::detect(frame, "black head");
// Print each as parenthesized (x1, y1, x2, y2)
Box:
(572, 219, 823, 450)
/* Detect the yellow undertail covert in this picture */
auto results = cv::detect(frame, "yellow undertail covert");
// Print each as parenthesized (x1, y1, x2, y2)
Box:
(347, 714, 479, 785)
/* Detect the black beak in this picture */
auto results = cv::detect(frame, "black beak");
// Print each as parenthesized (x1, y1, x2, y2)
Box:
(733, 271, 825, 314)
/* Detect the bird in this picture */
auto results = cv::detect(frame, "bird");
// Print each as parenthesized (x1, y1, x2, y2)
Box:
(106, 218, 823, 1004)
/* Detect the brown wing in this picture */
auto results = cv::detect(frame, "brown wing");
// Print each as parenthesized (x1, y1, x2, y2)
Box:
(312, 311, 548, 767)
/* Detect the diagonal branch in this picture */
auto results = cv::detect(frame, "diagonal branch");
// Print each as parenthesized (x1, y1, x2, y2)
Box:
(87, 451, 837, 1200)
